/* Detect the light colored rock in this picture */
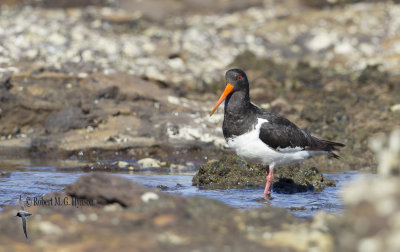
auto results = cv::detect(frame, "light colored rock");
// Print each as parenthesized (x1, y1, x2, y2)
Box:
(390, 104, 400, 112)
(138, 158, 161, 168)
(117, 161, 129, 168)
(141, 192, 159, 203)
(307, 31, 338, 52)
(103, 203, 123, 212)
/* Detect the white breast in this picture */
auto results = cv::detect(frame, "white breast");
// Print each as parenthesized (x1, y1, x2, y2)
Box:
(226, 118, 322, 168)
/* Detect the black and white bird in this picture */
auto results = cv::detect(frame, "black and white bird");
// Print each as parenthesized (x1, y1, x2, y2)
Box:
(210, 68, 344, 199)
(16, 195, 32, 239)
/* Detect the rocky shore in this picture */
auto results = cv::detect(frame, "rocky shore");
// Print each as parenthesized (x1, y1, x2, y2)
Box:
(1, 0, 400, 251)
(0, 0, 399, 172)
(1, 129, 400, 252)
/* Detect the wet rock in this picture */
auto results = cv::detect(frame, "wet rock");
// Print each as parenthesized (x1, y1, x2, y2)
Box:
(192, 155, 265, 188)
(289, 206, 307, 211)
(193, 154, 336, 193)
(0, 170, 10, 177)
(66, 172, 160, 207)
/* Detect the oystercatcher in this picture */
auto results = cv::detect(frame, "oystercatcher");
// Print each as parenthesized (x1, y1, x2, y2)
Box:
(210, 68, 344, 199)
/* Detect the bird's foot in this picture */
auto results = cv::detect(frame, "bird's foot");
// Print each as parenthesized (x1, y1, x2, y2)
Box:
(264, 193, 274, 200)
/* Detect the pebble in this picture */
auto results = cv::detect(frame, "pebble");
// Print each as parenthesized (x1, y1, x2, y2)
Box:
(141, 192, 159, 203)
(390, 104, 400, 112)
(117, 161, 129, 168)
(103, 203, 123, 212)
(138, 158, 161, 168)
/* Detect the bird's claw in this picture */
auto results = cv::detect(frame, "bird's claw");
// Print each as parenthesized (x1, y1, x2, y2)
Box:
(264, 194, 274, 200)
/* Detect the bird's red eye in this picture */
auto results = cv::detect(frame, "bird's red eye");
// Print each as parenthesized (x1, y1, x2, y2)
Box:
(237, 75, 242, 80)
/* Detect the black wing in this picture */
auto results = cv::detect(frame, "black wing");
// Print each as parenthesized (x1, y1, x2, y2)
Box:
(258, 112, 344, 155)
(258, 112, 310, 150)
(21, 216, 28, 239)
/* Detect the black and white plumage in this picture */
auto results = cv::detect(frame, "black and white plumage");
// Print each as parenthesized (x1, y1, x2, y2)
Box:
(16, 195, 32, 239)
(210, 68, 344, 199)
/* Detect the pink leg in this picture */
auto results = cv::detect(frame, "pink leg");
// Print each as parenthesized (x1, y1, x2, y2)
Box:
(264, 165, 274, 200)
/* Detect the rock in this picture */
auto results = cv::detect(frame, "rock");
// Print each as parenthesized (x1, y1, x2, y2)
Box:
(291, 61, 323, 88)
(0, 170, 10, 177)
(193, 154, 336, 193)
(390, 104, 400, 112)
(307, 31, 338, 52)
(66, 172, 160, 207)
(328, 129, 400, 252)
(45, 107, 89, 133)
(117, 161, 129, 168)
(140, 192, 159, 203)
(138, 158, 161, 168)
(192, 155, 265, 188)
(357, 64, 389, 86)
(300, 97, 347, 124)
(0, 71, 13, 89)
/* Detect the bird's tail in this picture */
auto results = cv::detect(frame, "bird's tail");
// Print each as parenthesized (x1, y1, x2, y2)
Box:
(318, 138, 345, 159)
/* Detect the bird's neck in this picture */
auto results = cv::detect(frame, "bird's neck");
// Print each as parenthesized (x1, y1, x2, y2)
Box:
(224, 89, 251, 116)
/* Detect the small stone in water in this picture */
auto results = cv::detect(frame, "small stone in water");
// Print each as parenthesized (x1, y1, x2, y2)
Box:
(141, 192, 159, 203)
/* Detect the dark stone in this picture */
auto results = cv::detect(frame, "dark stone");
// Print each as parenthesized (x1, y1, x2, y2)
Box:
(0, 71, 13, 90)
(291, 61, 323, 88)
(0, 170, 10, 178)
(44, 107, 87, 133)
(300, 97, 347, 124)
(66, 172, 160, 207)
(96, 86, 119, 99)
(357, 64, 389, 86)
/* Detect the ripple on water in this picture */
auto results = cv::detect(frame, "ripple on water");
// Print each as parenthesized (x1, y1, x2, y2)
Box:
(0, 169, 362, 218)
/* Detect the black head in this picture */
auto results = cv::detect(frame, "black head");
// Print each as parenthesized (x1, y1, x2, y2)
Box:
(225, 68, 249, 92)
(210, 68, 250, 116)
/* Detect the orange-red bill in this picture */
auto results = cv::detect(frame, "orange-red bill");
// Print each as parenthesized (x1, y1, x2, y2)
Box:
(209, 83, 234, 116)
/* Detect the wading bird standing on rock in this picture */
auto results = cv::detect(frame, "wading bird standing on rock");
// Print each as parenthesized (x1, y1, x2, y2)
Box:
(210, 68, 344, 199)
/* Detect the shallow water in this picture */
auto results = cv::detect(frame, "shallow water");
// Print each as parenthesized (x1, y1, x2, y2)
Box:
(0, 162, 362, 218)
